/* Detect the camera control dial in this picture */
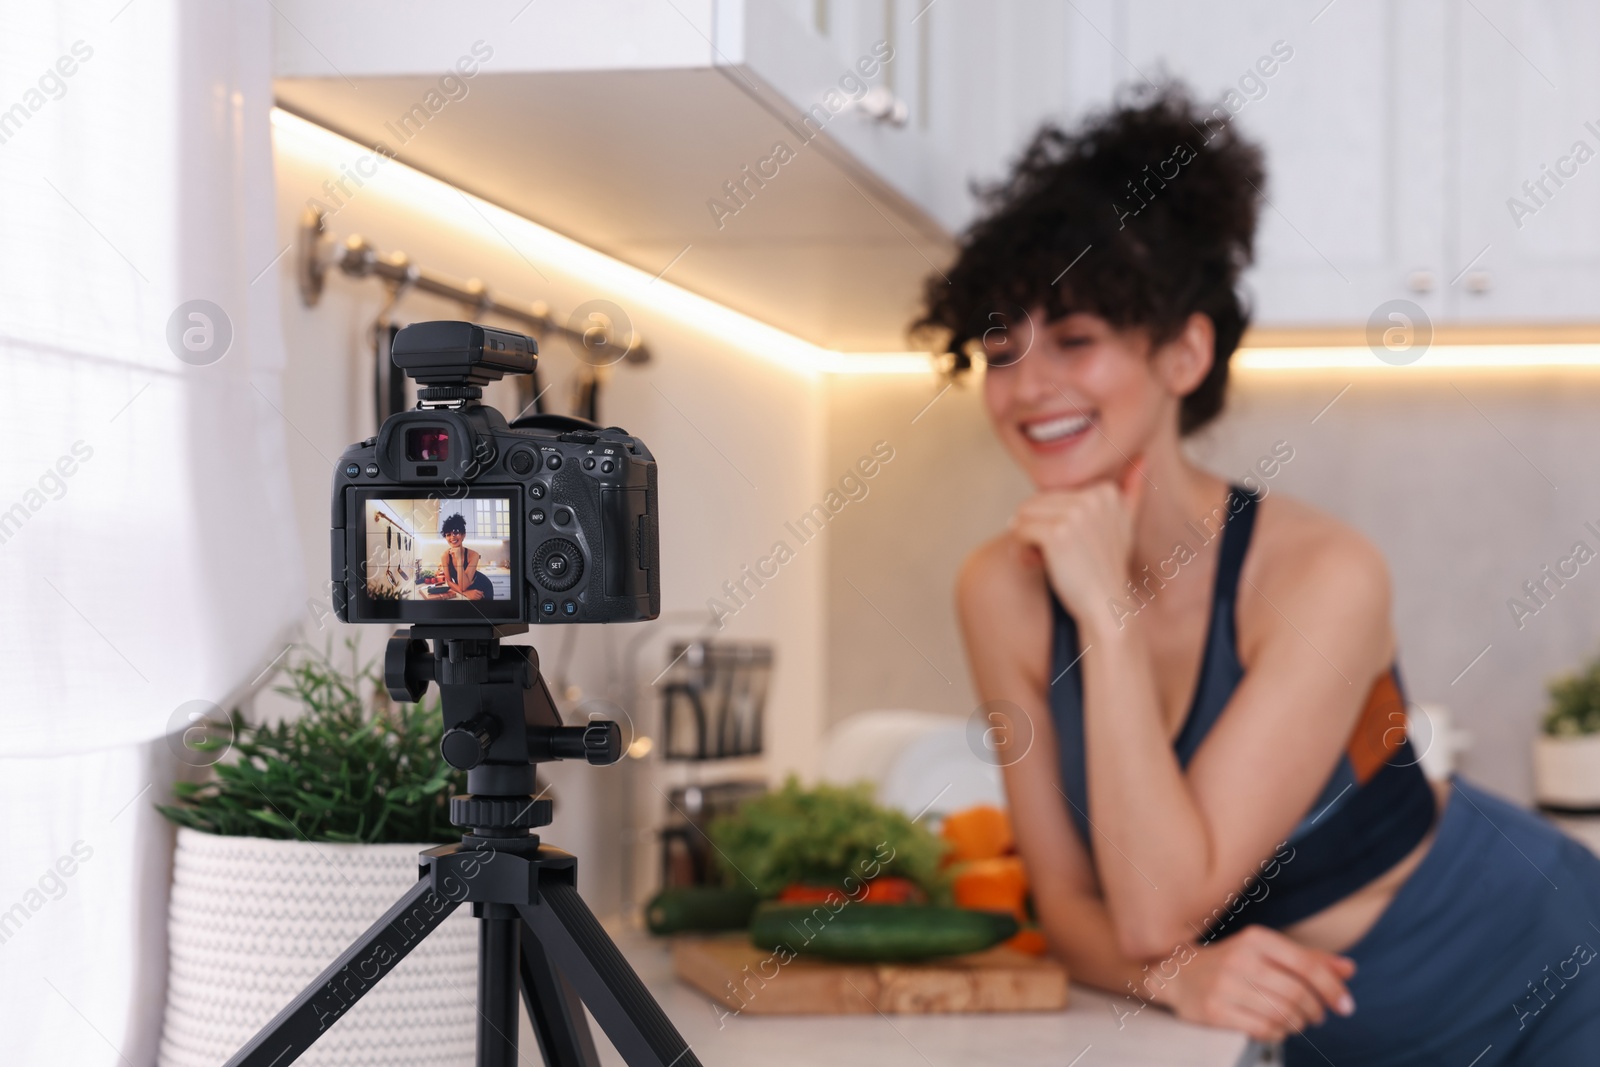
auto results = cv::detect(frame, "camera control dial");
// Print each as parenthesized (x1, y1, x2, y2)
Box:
(533, 538, 583, 592)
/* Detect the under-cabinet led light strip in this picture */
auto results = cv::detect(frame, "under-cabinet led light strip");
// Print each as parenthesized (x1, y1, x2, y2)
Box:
(274, 109, 1600, 378)
(271, 108, 930, 377)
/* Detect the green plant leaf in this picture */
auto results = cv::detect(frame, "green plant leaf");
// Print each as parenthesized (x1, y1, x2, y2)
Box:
(1544, 653, 1600, 737)
(156, 638, 466, 844)
(708, 776, 949, 901)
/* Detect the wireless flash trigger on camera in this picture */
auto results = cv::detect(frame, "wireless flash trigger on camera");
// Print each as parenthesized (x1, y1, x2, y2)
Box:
(228, 323, 693, 1067)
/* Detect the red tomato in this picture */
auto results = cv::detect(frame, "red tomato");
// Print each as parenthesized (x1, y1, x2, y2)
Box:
(857, 876, 921, 904)
(777, 884, 841, 904)
(777, 876, 925, 905)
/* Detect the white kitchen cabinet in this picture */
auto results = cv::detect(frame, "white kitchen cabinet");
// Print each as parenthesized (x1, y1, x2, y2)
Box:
(1085, 0, 1600, 328)
(1111, 1, 1452, 326)
(760, 0, 1591, 329)
(272, 0, 1600, 338)
(1452, 0, 1600, 323)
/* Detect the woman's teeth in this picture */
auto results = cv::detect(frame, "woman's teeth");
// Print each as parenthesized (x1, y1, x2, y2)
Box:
(1023, 412, 1092, 443)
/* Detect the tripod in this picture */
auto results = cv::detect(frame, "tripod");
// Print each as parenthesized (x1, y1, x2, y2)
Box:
(224, 625, 702, 1067)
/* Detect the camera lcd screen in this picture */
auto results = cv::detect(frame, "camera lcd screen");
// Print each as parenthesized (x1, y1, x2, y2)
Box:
(353, 491, 520, 620)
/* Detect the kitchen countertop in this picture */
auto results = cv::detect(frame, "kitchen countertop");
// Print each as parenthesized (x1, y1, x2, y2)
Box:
(588, 931, 1257, 1067)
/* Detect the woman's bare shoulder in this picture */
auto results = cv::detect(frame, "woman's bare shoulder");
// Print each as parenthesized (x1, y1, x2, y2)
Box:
(1252, 492, 1388, 579)
(1244, 491, 1392, 652)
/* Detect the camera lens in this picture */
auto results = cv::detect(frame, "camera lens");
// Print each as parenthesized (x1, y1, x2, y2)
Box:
(405, 427, 450, 462)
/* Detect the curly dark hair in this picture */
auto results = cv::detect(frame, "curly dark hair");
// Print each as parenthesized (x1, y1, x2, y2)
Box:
(440, 513, 467, 536)
(912, 83, 1265, 435)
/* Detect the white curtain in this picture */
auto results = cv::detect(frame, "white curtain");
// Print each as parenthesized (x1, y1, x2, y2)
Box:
(0, 3, 299, 1063)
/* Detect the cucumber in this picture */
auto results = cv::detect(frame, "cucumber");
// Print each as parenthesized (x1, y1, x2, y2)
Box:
(645, 886, 761, 935)
(749, 903, 1018, 961)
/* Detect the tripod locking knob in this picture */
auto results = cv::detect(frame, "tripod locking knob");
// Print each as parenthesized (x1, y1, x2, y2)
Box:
(441, 717, 496, 770)
(545, 721, 623, 765)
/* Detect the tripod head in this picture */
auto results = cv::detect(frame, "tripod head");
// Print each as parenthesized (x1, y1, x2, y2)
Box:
(385, 624, 621, 842)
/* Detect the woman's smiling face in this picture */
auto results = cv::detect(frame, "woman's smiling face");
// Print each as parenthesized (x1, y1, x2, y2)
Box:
(982, 309, 1188, 491)
(444, 531, 464, 547)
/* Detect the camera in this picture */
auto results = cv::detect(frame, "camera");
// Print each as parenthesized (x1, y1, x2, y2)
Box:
(331, 320, 659, 625)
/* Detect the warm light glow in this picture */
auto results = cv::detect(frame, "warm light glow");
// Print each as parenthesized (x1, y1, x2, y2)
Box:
(274, 110, 1596, 380)
(1236, 345, 1600, 372)
(270, 108, 933, 377)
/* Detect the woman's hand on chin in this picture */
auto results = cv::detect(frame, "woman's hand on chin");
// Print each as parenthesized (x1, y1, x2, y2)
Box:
(1008, 462, 1146, 630)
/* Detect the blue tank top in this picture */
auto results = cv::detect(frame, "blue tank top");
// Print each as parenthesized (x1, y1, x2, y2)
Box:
(1048, 485, 1437, 938)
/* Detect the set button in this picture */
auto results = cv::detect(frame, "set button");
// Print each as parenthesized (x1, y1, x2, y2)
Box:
(532, 537, 582, 591)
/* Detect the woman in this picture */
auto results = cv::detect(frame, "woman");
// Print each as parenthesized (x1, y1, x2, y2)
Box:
(433, 513, 494, 600)
(918, 87, 1600, 1064)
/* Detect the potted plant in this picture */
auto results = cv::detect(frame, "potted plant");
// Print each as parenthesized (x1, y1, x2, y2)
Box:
(156, 641, 476, 1067)
(1533, 653, 1600, 813)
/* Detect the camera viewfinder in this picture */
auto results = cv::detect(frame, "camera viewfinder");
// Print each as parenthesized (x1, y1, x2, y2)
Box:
(406, 427, 450, 462)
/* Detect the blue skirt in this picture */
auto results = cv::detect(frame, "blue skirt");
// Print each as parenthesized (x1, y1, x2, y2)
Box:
(1287, 778, 1600, 1066)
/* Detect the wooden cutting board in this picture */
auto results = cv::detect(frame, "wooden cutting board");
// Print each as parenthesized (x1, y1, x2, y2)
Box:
(672, 935, 1069, 1015)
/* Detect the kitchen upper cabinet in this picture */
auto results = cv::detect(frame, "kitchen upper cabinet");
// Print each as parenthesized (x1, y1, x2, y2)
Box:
(273, 0, 1600, 337)
(1453, 0, 1600, 323)
(1114, 1, 1453, 327)
(272, 0, 958, 351)
(736, 0, 1074, 233)
(1064, 0, 1600, 328)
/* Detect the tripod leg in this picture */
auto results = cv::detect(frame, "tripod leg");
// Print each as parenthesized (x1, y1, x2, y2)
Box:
(225, 877, 463, 1067)
(518, 883, 701, 1067)
(520, 919, 601, 1067)
(480, 903, 523, 1067)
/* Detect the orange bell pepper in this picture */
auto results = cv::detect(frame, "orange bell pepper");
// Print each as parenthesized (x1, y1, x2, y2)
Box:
(952, 855, 1028, 918)
(1006, 927, 1049, 955)
(940, 805, 1015, 864)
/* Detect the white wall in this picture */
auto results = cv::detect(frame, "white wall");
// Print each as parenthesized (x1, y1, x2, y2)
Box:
(268, 114, 827, 917)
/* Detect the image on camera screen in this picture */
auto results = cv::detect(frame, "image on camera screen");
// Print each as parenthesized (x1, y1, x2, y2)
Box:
(363, 495, 513, 604)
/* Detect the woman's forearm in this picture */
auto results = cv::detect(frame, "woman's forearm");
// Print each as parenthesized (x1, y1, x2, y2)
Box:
(1077, 618, 1214, 953)
(1039, 889, 1187, 1017)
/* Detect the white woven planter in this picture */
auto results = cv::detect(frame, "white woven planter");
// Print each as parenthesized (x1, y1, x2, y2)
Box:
(158, 828, 477, 1067)
(1534, 733, 1600, 809)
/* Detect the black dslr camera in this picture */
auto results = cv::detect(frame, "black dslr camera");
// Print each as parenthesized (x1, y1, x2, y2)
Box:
(236, 322, 699, 1067)
(331, 320, 659, 625)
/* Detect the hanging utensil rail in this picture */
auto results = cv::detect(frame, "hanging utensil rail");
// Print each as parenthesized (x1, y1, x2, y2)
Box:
(295, 206, 650, 363)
